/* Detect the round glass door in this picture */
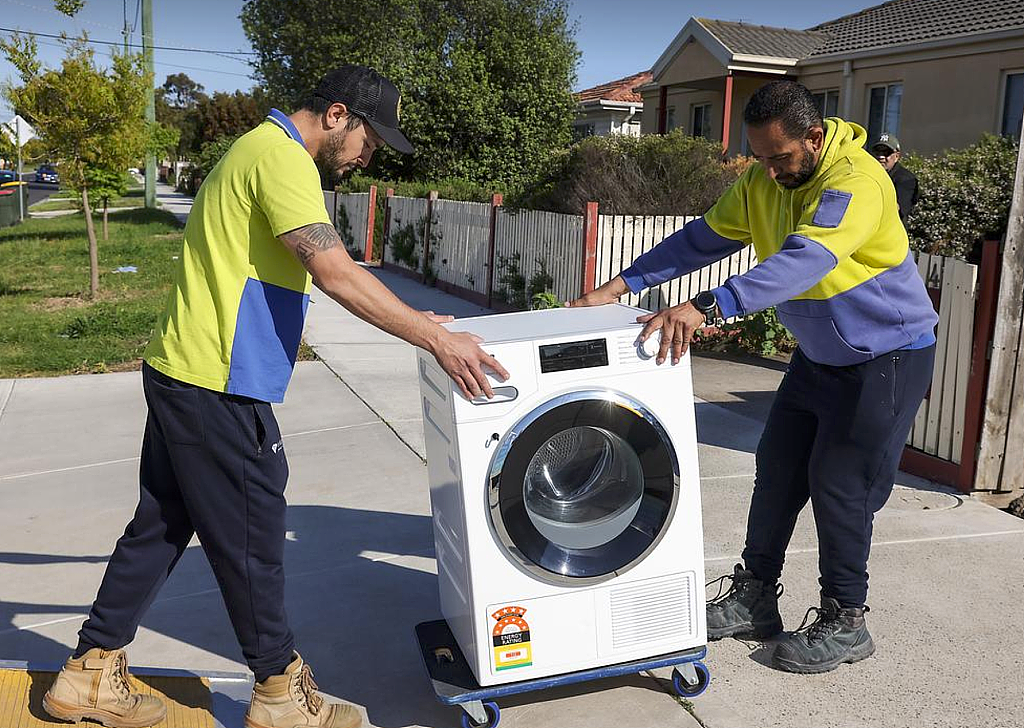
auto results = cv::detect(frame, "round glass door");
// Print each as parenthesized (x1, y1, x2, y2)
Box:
(488, 391, 679, 584)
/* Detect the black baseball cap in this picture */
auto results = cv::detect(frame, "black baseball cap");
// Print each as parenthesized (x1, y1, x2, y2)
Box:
(313, 65, 414, 154)
(871, 133, 901, 154)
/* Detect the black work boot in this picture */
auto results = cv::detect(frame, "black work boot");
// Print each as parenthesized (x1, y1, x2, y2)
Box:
(772, 596, 875, 673)
(705, 564, 784, 640)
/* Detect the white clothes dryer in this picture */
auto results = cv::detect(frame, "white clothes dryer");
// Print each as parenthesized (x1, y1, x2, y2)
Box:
(417, 304, 706, 687)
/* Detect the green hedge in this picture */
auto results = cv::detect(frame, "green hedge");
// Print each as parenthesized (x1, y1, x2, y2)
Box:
(903, 134, 1018, 259)
(509, 130, 752, 215)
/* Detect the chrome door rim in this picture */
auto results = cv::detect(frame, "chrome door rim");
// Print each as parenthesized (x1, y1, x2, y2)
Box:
(487, 388, 681, 586)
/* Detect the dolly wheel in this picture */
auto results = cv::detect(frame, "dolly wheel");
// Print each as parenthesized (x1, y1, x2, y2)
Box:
(460, 700, 500, 728)
(672, 662, 710, 697)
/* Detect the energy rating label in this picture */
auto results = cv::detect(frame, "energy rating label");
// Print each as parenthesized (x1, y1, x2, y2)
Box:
(491, 605, 533, 671)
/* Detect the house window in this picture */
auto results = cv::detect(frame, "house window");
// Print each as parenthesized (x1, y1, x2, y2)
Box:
(691, 103, 712, 139)
(867, 83, 903, 141)
(572, 123, 595, 142)
(1002, 72, 1024, 139)
(666, 106, 676, 132)
(811, 89, 840, 118)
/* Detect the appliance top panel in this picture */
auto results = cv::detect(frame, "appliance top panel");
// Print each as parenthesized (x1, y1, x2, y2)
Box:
(442, 304, 649, 345)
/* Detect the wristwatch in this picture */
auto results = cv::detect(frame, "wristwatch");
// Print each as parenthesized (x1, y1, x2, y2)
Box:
(691, 290, 721, 326)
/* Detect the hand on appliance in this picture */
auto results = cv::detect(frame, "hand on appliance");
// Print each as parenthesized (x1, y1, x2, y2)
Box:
(637, 302, 706, 365)
(431, 330, 510, 400)
(566, 275, 629, 308)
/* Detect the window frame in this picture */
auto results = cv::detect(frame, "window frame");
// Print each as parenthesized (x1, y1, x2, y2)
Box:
(691, 102, 712, 139)
(810, 88, 840, 119)
(998, 69, 1024, 139)
(866, 82, 904, 141)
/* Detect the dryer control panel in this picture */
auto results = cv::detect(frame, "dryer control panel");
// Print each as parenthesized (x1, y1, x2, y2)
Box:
(538, 338, 609, 373)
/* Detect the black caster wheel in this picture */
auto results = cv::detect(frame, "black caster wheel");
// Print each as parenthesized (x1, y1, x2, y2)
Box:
(460, 700, 500, 728)
(672, 661, 710, 698)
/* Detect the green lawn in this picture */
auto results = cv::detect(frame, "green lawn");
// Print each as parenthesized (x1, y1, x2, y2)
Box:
(0, 208, 184, 376)
(30, 188, 146, 212)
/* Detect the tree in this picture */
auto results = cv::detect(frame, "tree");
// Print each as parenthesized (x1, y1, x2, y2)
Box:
(192, 88, 270, 146)
(84, 165, 128, 240)
(1, 35, 153, 297)
(156, 73, 206, 158)
(240, 0, 579, 189)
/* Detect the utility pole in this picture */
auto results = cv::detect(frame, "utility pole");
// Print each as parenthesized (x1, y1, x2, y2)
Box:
(122, 0, 129, 55)
(142, 0, 156, 209)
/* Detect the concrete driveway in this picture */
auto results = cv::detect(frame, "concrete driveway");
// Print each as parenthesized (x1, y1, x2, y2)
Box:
(1, 267, 1022, 728)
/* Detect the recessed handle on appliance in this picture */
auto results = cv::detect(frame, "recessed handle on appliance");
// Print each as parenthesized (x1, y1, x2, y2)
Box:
(470, 386, 518, 405)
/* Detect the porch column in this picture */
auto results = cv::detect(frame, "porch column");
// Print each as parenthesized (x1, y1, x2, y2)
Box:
(722, 73, 734, 154)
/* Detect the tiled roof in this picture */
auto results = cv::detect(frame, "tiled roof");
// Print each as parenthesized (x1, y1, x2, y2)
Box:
(698, 18, 827, 59)
(807, 0, 1024, 57)
(575, 70, 653, 104)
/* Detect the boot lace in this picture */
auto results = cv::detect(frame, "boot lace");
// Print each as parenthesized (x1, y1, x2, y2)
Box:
(112, 652, 134, 703)
(794, 607, 840, 645)
(706, 572, 783, 606)
(794, 604, 870, 645)
(294, 664, 324, 715)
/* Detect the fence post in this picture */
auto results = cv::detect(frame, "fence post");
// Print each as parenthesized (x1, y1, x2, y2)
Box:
(976, 114, 1024, 492)
(580, 201, 599, 295)
(423, 190, 438, 283)
(382, 187, 394, 264)
(364, 185, 377, 263)
(956, 238, 1002, 492)
(486, 193, 504, 308)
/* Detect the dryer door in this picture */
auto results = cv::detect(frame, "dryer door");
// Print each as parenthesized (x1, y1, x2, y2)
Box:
(488, 390, 680, 585)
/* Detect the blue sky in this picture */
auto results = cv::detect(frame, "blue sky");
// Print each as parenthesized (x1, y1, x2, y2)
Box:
(1, 0, 874, 117)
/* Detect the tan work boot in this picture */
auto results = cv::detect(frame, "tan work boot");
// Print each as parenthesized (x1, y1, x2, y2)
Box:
(42, 648, 167, 728)
(245, 652, 361, 728)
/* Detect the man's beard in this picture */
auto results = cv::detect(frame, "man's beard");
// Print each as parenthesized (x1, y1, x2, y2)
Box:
(777, 146, 817, 189)
(314, 131, 350, 188)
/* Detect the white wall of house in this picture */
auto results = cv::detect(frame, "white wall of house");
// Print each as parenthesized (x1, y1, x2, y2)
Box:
(575, 107, 644, 138)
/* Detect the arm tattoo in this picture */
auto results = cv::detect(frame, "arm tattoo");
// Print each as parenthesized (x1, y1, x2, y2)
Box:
(281, 223, 341, 265)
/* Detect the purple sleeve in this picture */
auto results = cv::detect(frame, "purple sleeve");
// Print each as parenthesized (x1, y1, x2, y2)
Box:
(620, 217, 744, 293)
(712, 234, 838, 318)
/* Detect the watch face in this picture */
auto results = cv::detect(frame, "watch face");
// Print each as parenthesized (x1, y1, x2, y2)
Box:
(694, 291, 716, 311)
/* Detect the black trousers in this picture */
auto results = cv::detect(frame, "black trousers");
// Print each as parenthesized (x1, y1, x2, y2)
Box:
(742, 345, 935, 607)
(77, 363, 295, 682)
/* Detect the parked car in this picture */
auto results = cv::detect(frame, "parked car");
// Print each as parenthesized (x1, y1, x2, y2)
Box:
(0, 170, 17, 185)
(35, 164, 59, 185)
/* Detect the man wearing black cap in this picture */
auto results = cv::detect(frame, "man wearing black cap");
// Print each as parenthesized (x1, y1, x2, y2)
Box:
(871, 133, 919, 222)
(41, 66, 507, 728)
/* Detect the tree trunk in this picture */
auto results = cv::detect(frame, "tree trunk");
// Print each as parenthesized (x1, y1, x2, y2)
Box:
(102, 199, 108, 241)
(82, 184, 100, 298)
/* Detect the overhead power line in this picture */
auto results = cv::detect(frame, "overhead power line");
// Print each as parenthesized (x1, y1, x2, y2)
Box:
(0, 25, 256, 57)
(7, 33, 255, 79)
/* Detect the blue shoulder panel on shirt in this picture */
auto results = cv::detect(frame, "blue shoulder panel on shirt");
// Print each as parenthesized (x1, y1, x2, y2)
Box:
(812, 189, 852, 228)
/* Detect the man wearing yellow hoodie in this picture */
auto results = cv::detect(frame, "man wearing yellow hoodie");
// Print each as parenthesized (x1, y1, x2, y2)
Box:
(571, 80, 937, 673)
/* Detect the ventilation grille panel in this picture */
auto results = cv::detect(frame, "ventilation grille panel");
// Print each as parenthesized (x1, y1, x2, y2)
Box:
(610, 573, 694, 650)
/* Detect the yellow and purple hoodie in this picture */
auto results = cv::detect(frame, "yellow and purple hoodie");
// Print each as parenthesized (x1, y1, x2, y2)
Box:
(621, 118, 937, 366)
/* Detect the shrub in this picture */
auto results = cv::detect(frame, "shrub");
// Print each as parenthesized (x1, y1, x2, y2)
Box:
(693, 307, 797, 359)
(902, 134, 1018, 259)
(510, 130, 753, 215)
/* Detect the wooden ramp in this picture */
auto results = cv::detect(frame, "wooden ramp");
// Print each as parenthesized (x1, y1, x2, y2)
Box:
(0, 662, 250, 728)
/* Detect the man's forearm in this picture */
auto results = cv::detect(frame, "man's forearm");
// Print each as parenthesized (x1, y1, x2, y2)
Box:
(317, 261, 443, 352)
(279, 222, 444, 353)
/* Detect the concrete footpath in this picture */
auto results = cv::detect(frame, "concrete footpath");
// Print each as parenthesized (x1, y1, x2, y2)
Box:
(1, 266, 1022, 728)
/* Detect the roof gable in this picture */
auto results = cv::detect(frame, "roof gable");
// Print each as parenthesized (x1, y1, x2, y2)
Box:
(698, 18, 827, 59)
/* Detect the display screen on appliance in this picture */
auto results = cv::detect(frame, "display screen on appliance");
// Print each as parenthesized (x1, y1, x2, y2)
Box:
(538, 338, 609, 373)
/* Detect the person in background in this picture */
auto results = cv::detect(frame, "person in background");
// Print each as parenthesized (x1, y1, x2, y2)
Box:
(871, 133, 919, 222)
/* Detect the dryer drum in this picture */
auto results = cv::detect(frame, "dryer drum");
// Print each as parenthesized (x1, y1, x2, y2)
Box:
(490, 393, 679, 583)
